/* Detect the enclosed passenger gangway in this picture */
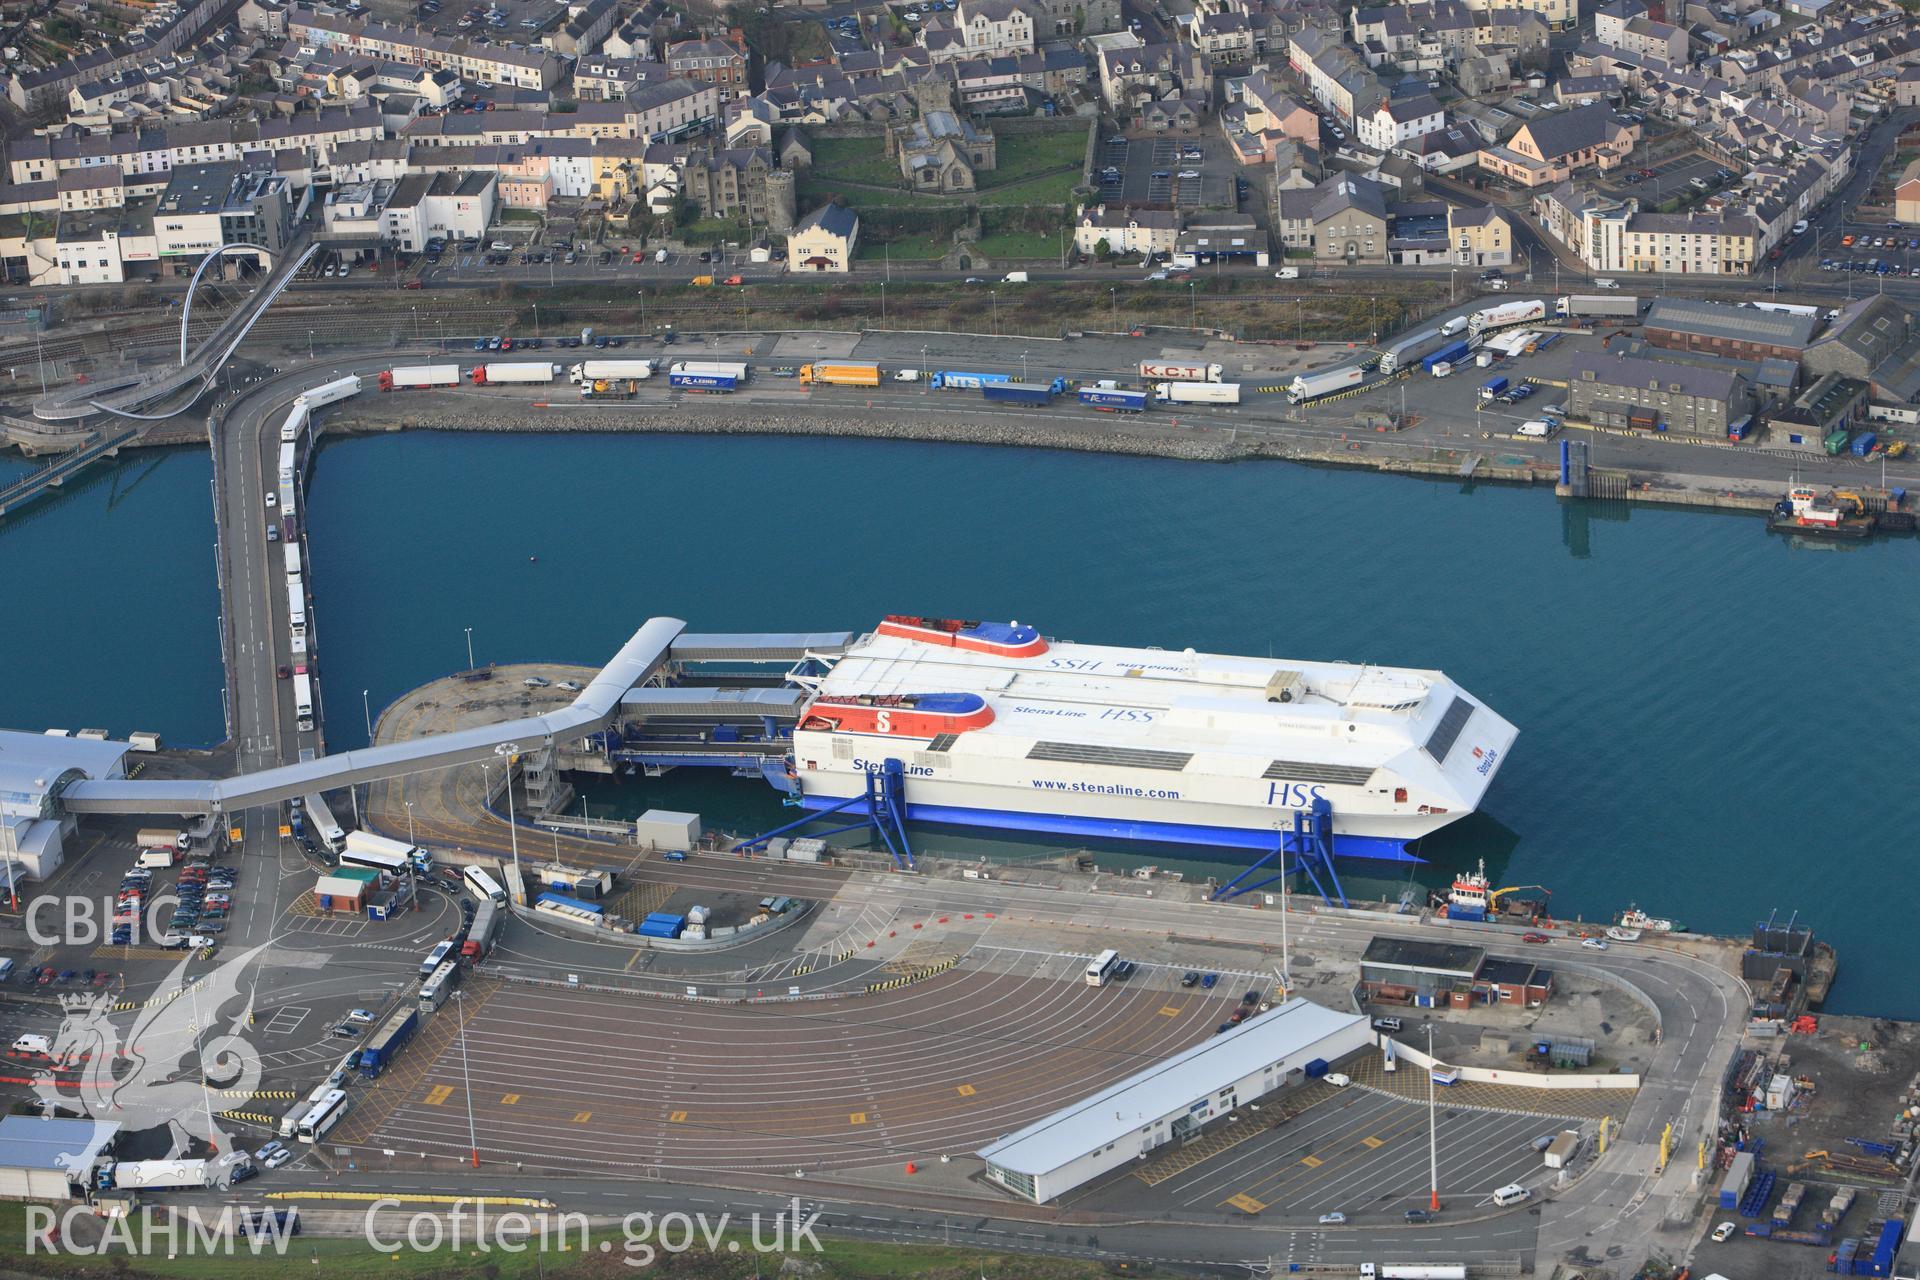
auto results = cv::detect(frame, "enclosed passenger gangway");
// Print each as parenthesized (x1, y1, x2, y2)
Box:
(62, 618, 688, 816)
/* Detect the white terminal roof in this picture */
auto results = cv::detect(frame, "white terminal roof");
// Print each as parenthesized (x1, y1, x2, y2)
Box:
(818, 632, 1505, 783)
(0, 1116, 120, 1177)
(976, 999, 1366, 1177)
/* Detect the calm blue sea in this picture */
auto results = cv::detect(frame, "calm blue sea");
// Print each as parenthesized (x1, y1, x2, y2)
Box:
(6, 432, 1917, 1013)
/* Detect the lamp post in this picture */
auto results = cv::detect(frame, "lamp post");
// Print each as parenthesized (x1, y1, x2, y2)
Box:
(1109, 287, 1117, 332)
(362, 689, 373, 744)
(307, 329, 314, 360)
(465, 627, 474, 670)
(533, 302, 540, 339)
(411, 306, 418, 341)
(1189, 281, 1197, 330)
(990, 290, 998, 335)
(455, 988, 479, 1169)
(1426, 1021, 1441, 1213)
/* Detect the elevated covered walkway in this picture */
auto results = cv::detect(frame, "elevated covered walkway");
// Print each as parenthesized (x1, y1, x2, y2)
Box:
(62, 617, 686, 816)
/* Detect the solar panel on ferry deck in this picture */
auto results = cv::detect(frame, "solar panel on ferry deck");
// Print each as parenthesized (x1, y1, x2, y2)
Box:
(1423, 695, 1475, 763)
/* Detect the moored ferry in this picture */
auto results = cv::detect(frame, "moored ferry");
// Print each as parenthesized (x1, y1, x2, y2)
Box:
(782, 617, 1519, 862)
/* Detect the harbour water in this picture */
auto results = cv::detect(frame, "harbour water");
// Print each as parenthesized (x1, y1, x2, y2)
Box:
(5, 431, 1919, 1014)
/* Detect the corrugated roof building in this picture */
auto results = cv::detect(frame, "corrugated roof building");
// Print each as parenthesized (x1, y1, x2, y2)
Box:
(1643, 297, 1819, 361)
(976, 999, 1369, 1202)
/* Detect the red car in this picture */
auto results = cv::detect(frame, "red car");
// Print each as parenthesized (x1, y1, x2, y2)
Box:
(1522, 932, 1550, 944)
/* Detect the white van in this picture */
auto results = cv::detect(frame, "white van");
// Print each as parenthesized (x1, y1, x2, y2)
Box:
(1594, 278, 1620, 290)
(1440, 316, 1467, 335)
(1325, 1072, 1352, 1087)
(1518, 419, 1555, 437)
(0, 958, 15, 983)
(137, 848, 176, 870)
(1492, 1183, 1532, 1207)
(11, 1034, 51, 1056)
(1002, 271, 1029, 283)
(1430, 361, 1454, 377)
(1273, 267, 1300, 280)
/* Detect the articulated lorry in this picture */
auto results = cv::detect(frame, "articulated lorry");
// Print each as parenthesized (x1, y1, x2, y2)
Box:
(930, 371, 1009, 390)
(1153, 381, 1242, 405)
(982, 377, 1066, 406)
(799, 363, 882, 387)
(471, 363, 559, 385)
(377, 365, 460, 392)
(1554, 294, 1643, 320)
(1078, 386, 1149, 412)
(1288, 366, 1365, 404)
(1139, 361, 1223, 382)
(95, 1160, 212, 1192)
(568, 359, 656, 384)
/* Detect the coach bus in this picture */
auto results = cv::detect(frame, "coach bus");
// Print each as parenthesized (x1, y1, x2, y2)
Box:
(295, 1089, 349, 1144)
(1085, 949, 1121, 987)
(463, 865, 507, 908)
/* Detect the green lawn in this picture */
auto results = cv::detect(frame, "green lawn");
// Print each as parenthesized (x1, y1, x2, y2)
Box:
(976, 128, 1088, 190)
(0, 1202, 1105, 1279)
(857, 232, 950, 260)
(805, 135, 900, 188)
(974, 228, 1060, 259)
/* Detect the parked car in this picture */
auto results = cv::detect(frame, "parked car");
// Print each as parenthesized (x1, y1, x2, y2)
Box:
(1581, 938, 1609, 951)
(1318, 1212, 1347, 1226)
(1522, 932, 1550, 943)
(1713, 1221, 1737, 1243)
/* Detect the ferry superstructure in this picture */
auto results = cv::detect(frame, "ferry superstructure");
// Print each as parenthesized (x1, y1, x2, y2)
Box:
(785, 617, 1517, 861)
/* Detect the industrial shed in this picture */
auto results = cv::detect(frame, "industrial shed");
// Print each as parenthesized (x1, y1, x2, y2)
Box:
(976, 999, 1370, 1203)
(0, 1116, 119, 1200)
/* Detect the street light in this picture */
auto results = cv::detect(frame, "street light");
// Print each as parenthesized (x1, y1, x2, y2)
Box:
(465, 627, 474, 670)
(405, 800, 415, 846)
(1109, 287, 1117, 332)
(307, 329, 314, 360)
(455, 988, 479, 1169)
(362, 689, 373, 744)
(533, 302, 540, 339)
(1189, 281, 1197, 331)
(1426, 1021, 1441, 1213)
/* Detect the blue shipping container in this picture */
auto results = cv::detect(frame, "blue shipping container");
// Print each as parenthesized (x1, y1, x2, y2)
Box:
(1480, 376, 1509, 399)
(1852, 432, 1877, 457)
(1423, 341, 1471, 373)
(1079, 388, 1148, 412)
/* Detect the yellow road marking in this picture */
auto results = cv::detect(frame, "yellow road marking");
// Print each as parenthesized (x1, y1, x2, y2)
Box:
(1225, 1193, 1266, 1214)
(956, 1084, 976, 1097)
(1362, 1135, 1384, 1149)
(423, 1085, 453, 1106)
(500, 1093, 520, 1105)
(1159, 1006, 1183, 1017)
(668, 1110, 687, 1123)
(1300, 1155, 1323, 1168)
(849, 1112, 868, 1125)
(572, 1111, 591, 1123)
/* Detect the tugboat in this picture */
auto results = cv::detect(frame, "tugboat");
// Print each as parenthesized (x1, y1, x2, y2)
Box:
(1767, 485, 1875, 540)
(1445, 860, 1493, 922)
(1617, 905, 1685, 933)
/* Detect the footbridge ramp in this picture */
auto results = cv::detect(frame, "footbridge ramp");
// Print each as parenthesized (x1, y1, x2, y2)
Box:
(62, 617, 686, 817)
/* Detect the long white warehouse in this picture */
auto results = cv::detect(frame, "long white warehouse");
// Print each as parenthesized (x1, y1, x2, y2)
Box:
(976, 999, 1370, 1203)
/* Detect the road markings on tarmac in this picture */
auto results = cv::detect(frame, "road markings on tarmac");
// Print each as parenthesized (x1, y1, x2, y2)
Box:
(423, 1085, 453, 1106)
(1300, 1155, 1323, 1168)
(668, 1111, 687, 1123)
(956, 1084, 976, 1097)
(1159, 1005, 1183, 1016)
(572, 1112, 591, 1124)
(849, 1112, 868, 1125)
(1362, 1135, 1384, 1148)
(501, 1093, 520, 1105)
(1226, 1193, 1266, 1214)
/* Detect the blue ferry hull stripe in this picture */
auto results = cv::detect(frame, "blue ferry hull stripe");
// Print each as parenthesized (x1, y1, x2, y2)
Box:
(792, 795, 1425, 863)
